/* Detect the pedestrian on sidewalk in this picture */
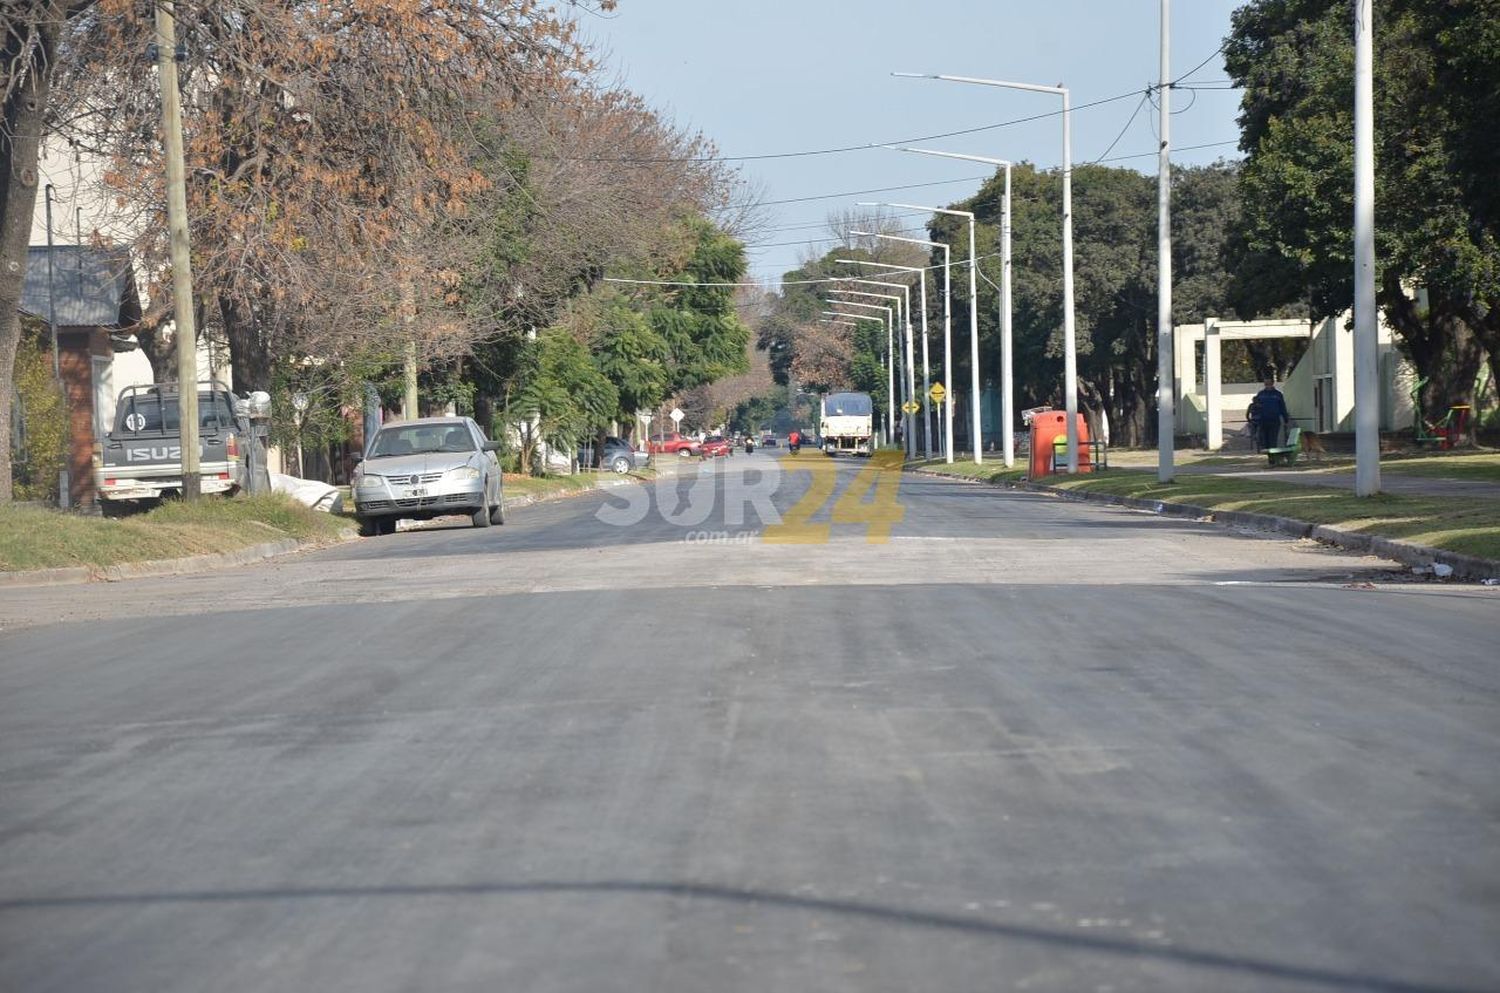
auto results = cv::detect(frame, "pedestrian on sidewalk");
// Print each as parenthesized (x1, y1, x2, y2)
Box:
(1252, 376, 1290, 451)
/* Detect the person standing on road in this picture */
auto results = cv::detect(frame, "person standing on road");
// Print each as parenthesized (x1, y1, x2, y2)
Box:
(1252, 375, 1290, 451)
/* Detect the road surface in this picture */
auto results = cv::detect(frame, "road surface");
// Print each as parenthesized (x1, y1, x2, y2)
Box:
(2, 453, 1496, 992)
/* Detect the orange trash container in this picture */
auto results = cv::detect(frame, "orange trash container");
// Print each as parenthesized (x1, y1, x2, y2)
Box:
(1028, 411, 1092, 478)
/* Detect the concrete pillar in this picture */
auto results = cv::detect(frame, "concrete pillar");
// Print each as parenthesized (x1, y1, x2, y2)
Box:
(1205, 320, 1223, 450)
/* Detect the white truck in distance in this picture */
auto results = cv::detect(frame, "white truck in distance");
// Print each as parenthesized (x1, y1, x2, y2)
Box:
(820, 391, 873, 456)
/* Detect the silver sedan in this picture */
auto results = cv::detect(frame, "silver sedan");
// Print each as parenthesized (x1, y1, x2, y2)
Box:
(351, 417, 504, 536)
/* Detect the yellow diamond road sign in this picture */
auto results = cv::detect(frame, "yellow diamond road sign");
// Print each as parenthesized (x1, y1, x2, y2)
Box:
(902, 400, 921, 414)
(929, 382, 946, 404)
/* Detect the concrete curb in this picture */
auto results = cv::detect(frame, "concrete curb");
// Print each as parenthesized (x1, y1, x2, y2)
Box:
(0, 474, 652, 590)
(906, 467, 1500, 582)
(0, 535, 338, 590)
(500, 472, 644, 510)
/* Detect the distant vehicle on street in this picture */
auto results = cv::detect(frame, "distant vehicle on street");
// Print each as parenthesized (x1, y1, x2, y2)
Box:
(820, 392, 874, 456)
(700, 435, 732, 458)
(600, 436, 649, 473)
(649, 433, 702, 457)
(351, 417, 503, 536)
(94, 381, 247, 513)
(760, 433, 777, 448)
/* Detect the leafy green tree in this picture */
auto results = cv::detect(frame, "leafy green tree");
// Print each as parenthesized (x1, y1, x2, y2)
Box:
(649, 218, 752, 393)
(1225, 0, 1500, 411)
(513, 329, 618, 471)
(929, 159, 1244, 446)
(595, 298, 671, 426)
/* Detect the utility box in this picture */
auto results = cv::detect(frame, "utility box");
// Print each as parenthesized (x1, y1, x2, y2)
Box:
(1028, 411, 1092, 478)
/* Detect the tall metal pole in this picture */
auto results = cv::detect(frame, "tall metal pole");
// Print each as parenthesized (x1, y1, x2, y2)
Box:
(1352, 0, 1381, 496)
(156, 0, 200, 499)
(885, 308, 895, 444)
(888, 79, 1071, 468)
(967, 215, 982, 464)
(1060, 88, 1078, 473)
(918, 271, 931, 457)
(1001, 164, 1014, 468)
(941, 245, 952, 461)
(1157, 0, 1175, 483)
(902, 281, 916, 459)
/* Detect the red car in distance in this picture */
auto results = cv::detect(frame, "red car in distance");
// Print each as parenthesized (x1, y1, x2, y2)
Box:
(648, 432, 702, 457)
(700, 435, 732, 458)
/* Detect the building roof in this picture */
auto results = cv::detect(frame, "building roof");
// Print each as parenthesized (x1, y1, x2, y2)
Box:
(19, 245, 142, 329)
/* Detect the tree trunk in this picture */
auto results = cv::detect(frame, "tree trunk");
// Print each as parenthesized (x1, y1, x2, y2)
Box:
(474, 394, 494, 438)
(1381, 273, 1483, 418)
(133, 317, 177, 382)
(221, 294, 274, 394)
(0, 6, 64, 502)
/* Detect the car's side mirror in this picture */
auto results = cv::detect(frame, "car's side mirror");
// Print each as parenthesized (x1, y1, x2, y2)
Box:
(483, 440, 502, 452)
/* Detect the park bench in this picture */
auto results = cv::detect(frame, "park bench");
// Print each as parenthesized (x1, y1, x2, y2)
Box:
(1051, 437, 1109, 473)
(1265, 426, 1302, 466)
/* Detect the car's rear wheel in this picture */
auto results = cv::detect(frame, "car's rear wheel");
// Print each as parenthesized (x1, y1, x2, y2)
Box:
(677, 448, 692, 457)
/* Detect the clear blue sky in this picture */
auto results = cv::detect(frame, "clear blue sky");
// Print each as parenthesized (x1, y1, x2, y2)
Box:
(579, 0, 1245, 285)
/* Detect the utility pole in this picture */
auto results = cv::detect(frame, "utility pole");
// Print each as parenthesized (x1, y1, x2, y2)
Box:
(156, 0, 199, 499)
(402, 278, 419, 419)
(403, 338, 419, 420)
(1157, 0, 1175, 483)
(1352, 0, 1381, 496)
(44, 186, 70, 507)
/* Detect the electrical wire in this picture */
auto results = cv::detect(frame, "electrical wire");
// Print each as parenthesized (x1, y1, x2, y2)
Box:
(1090, 90, 1151, 164)
(558, 90, 1144, 164)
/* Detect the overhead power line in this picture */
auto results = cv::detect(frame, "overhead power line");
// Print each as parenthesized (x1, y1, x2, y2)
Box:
(564, 90, 1143, 164)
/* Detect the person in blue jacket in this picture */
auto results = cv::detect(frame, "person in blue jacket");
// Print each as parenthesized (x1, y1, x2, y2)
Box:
(1250, 376, 1290, 451)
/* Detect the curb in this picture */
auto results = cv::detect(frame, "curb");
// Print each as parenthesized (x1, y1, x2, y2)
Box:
(906, 467, 1500, 582)
(500, 472, 645, 510)
(0, 535, 336, 590)
(1, 475, 650, 590)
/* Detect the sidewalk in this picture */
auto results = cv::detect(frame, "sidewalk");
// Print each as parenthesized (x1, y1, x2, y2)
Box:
(1108, 449, 1500, 501)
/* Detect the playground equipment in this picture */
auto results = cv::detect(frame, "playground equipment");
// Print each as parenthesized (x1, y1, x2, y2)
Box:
(1411, 378, 1471, 449)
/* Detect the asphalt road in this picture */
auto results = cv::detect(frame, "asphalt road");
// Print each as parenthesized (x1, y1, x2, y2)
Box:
(3, 452, 1497, 992)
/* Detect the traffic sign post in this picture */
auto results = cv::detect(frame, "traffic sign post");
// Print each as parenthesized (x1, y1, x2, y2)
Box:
(902, 400, 922, 415)
(928, 383, 948, 459)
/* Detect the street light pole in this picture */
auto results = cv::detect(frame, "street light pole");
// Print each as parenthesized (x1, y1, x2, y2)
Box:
(891, 74, 1075, 472)
(863, 202, 980, 463)
(823, 303, 896, 443)
(852, 232, 938, 457)
(834, 263, 918, 458)
(888, 150, 1015, 468)
(1352, 0, 1381, 496)
(1157, 0, 1175, 483)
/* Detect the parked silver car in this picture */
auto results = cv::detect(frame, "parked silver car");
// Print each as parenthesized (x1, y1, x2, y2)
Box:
(352, 417, 503, 536)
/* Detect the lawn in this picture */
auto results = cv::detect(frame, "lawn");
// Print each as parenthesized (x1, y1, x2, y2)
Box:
(0, 494, 348, 573)
(1045, 470, 1500, 561)
(1377, 452, 1500, 483)
(503, 466, 656, 500)
(907, 458, 1027, 485)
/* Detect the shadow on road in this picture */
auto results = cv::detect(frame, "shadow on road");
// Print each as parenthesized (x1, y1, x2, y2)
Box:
(0, 879, 1479, 993)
